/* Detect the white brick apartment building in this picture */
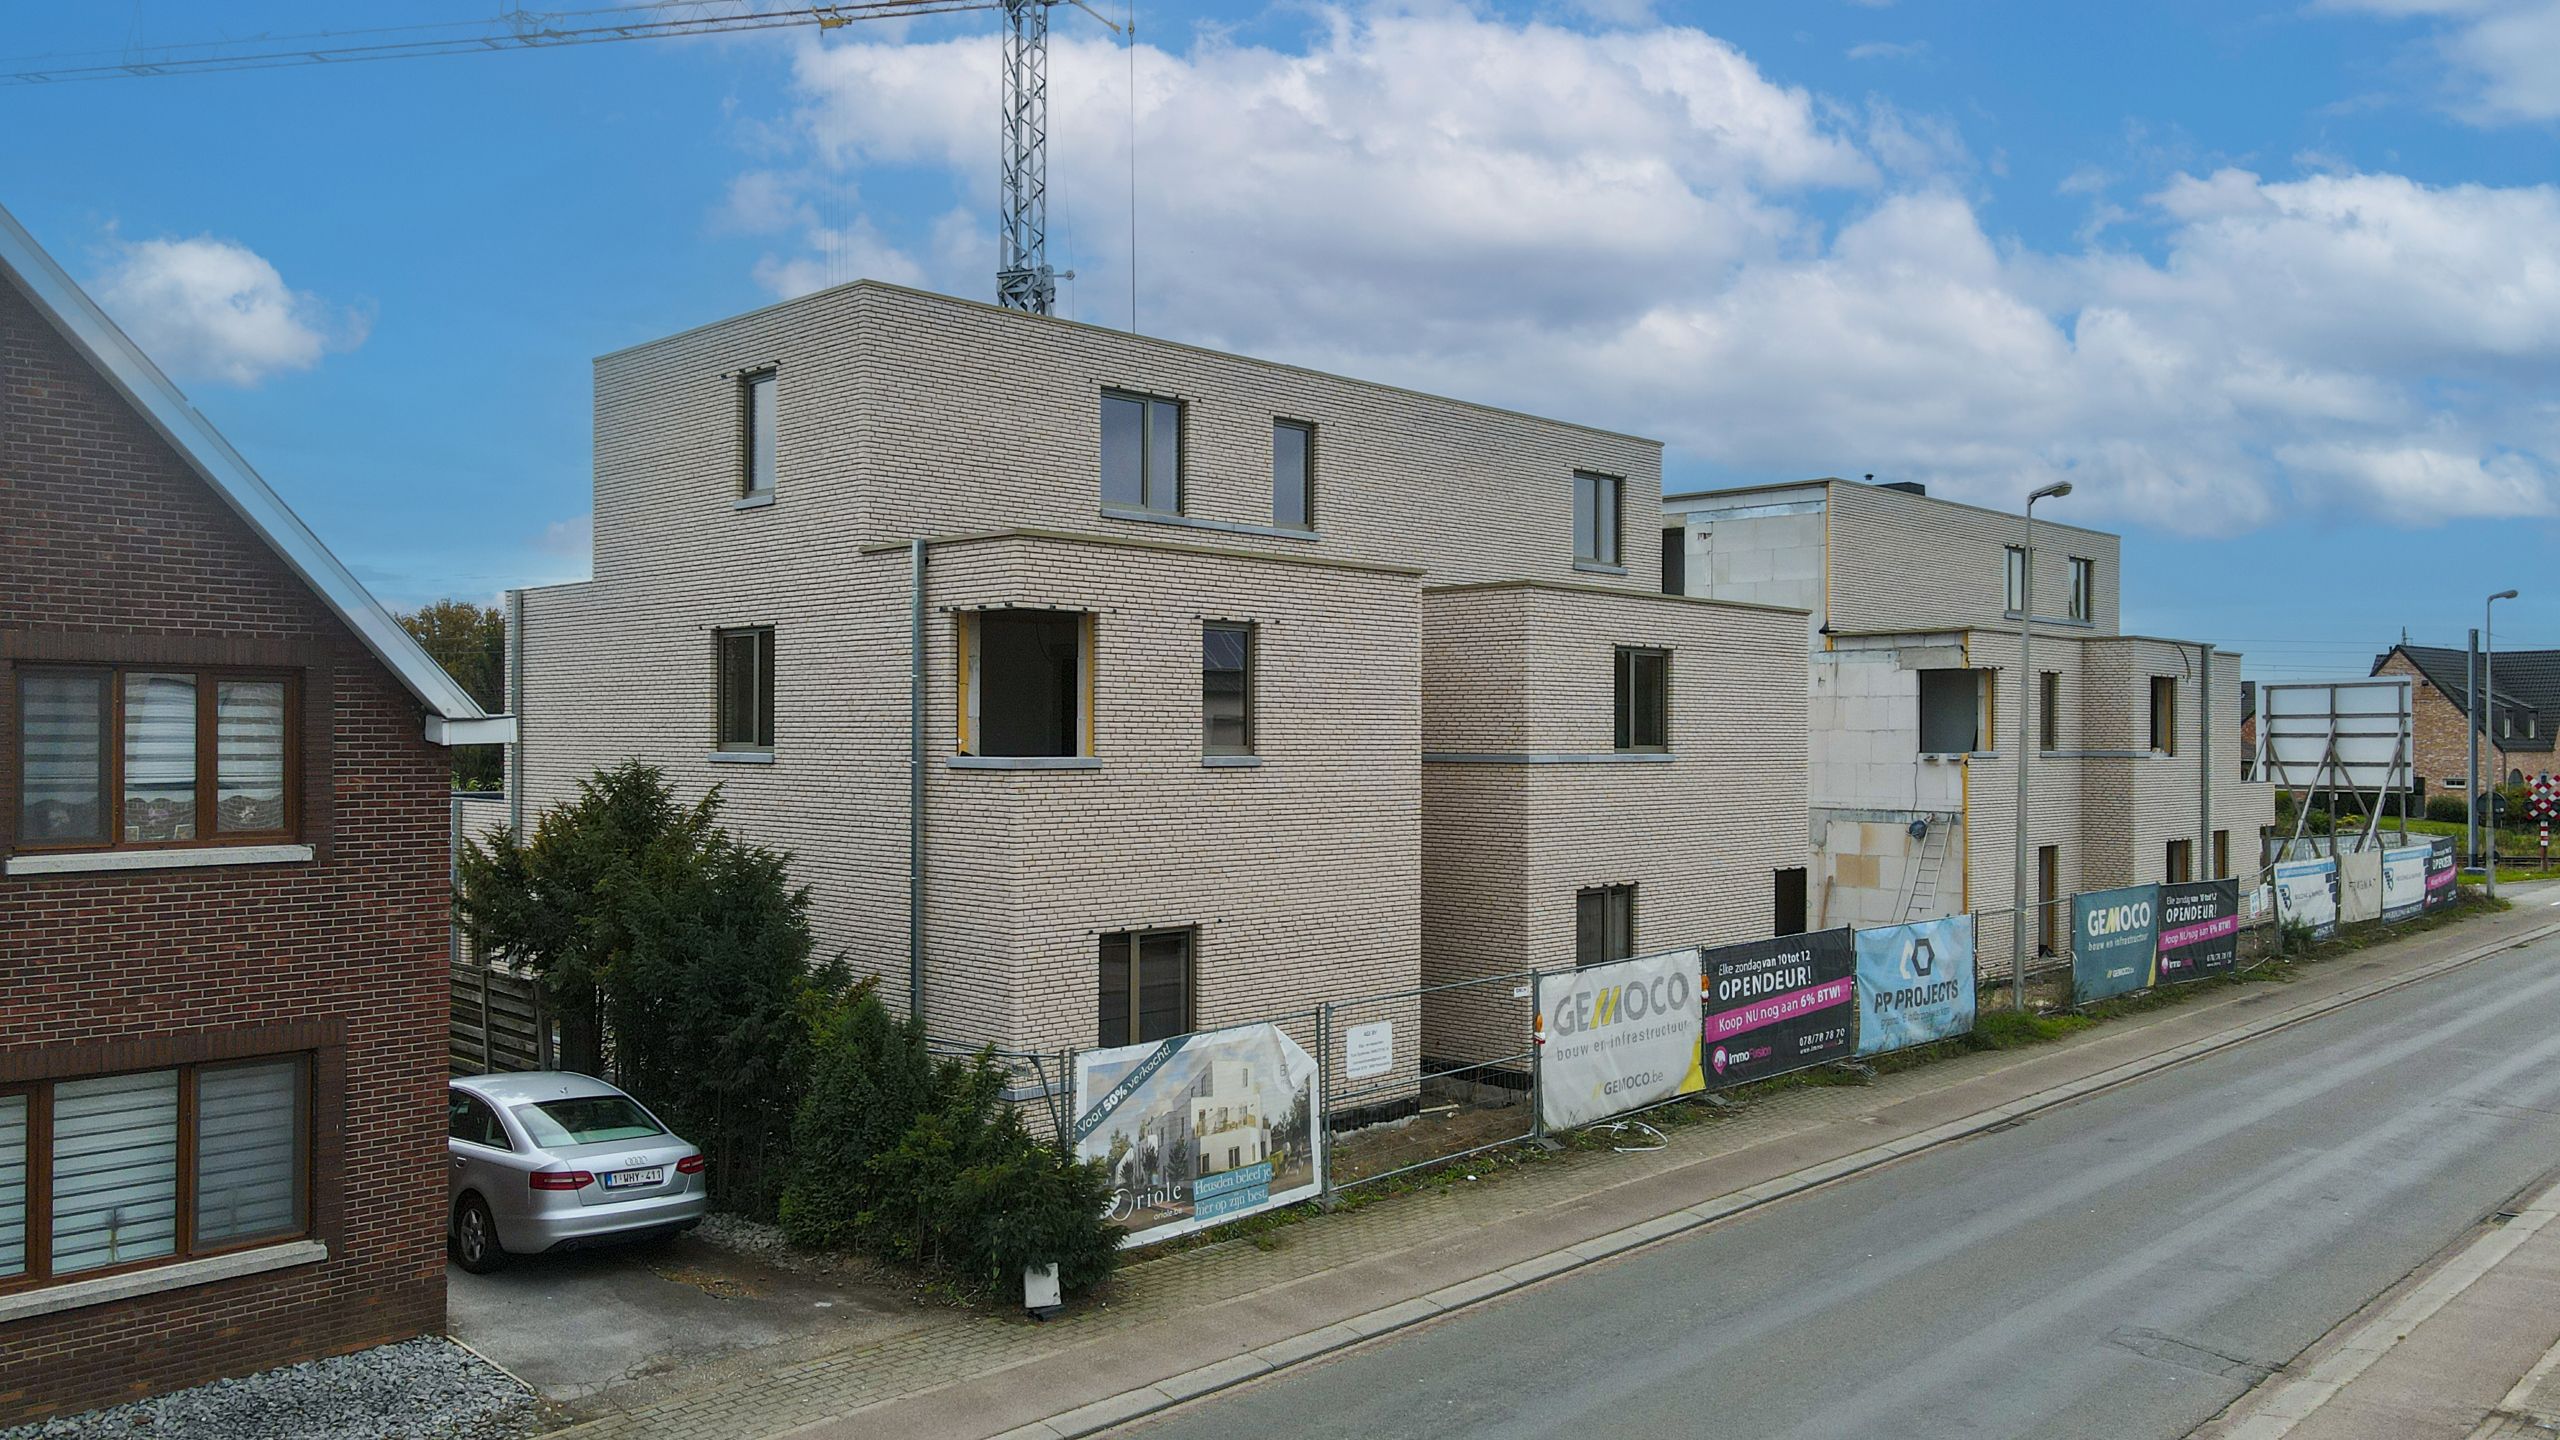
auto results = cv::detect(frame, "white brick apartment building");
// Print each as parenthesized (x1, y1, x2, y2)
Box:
(511, 281, 1809, 1088)
(1663, 477, 2275, 971)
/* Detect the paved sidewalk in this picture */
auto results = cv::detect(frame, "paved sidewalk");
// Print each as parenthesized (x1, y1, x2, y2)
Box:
(535, 896, 2560, 1440)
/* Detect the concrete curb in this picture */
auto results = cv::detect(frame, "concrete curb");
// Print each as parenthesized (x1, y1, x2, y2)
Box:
(963, 916, 2560, 1440)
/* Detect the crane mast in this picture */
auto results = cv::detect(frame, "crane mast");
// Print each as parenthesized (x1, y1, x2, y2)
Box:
(996, 0, 1055, 314)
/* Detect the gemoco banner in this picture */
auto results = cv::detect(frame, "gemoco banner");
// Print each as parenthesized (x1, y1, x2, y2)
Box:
(2425, 837, 2458, 912)
(2274, 857, 2340, 941)
(1073, 1022, 1321, 1247)
(1536, 948, 1705, 1132)
(1855, 914, 1977, 1057)
(2157, 879, 2240, 982)
(2381, 844, 2431, 922)
(1701, 928, 1855, 1086)
(2072, 884, 2161, 1005)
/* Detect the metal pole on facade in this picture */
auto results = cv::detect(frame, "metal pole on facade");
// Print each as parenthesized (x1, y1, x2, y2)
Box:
(2467, 628, 2481, 867)
(1528, 968, 1546, 1143)
(2488, 590, 2518, 900)
(1315, 1003, 1333, 1209)
(911, 539, 930, 1022)
(2012, 481, 2072, 1011)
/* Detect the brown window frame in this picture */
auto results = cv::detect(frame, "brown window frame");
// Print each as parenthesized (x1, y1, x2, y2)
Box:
(713, 627, 776, 753)
(2039, 670, 2061, 752)
(2036, 845, 2061, 955)
(11, 664, 302, 856)
(2166, 838, 2194, 884)
(1614, 647, 1670, 752)
(2151, 675, 2179, 755)
(0, 1055, 313, 1298)
(1575, 884, 1637, 968)
(1096, 928, 1195, 1048)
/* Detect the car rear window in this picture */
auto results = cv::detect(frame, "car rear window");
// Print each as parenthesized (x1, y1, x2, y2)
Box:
(511, 1095, 664, 1147)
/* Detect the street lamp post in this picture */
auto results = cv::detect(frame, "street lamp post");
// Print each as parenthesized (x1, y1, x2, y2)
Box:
(2487, 589, 2519, 900)
(2013, 480, 2073, 1012)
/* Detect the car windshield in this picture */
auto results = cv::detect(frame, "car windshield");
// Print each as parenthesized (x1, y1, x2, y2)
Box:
(511, 1095, 664, 1147)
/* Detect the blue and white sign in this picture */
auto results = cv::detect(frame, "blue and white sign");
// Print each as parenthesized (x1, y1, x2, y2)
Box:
(1854, 914, 1978, 1057)
(2273, 857, 2340, 942)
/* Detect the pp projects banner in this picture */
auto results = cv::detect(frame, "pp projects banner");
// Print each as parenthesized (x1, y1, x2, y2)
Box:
(1536, 948, 1705, 1133)
(2425, 837, 2458, 912)
(1072, 1022, 1321, 1248)
(2072, 884, 2161, 1005)
(1700, 928, 1855, 1086)
(1855, 914, 1977, 1057)
(2156, 879, 2240, 983)
(2381, 844, 2431, 922)
(2274, 857, 2341, 941)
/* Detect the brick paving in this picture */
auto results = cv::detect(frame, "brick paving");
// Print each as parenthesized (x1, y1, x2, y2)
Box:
(537, 901, 2560, 1440)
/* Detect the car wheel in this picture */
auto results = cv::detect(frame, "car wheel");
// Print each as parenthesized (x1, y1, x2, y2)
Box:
(451, 1194, 510, 1275)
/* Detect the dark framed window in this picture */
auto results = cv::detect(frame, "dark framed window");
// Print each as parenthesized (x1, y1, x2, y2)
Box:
(1272, 419, 1314, 530)
(2213, 830, 2231, 880)
(962, 610, 1091, 758)
(13, 666, 296, 853)
(1773, 867, 1808, 937)
(1203, 622, 1253, 756)
(2165, 838, 2193, 884)
(1918, 669, 1985, 755)
(1614, 647, 1669, 752)
(2005, 545, 2027, 614)
(1575, 885, 1636, 968)
(2039, 670, 2061, 752)
(715, 628, 775, 752)
(1098, 929, 1193, 1047)
(2068, 557, 2093, 622)
(1572, 472, 1621, 566)
(1101, 390, 1182, 514)
(2150, 675, 2178, 755)
(2037, 845, 2060, 954)
(742, 369, 778, 497)
(0, 1055, 310, 1295)
(1660, 527, 1686, 595)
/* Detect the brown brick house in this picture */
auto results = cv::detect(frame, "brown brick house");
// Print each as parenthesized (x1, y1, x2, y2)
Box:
(2371, 644, 2555, 796)
(0, 204, 511, 1422)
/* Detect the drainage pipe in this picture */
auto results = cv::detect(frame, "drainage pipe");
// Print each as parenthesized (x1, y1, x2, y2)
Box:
(910, 538, 929, 1025)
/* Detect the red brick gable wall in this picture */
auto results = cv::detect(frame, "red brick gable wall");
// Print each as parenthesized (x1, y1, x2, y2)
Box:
(0, 278, 450, 1422)
(2375, 650, 2516, 795)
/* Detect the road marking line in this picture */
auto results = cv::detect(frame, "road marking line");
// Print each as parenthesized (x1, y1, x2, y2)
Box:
(2219, 1175, 2560, 1439)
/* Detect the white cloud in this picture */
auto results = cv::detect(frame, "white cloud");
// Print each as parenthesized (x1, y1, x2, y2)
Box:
(2320, 0, 2560, 125)
(91, 233, 363, 386)
(736, 10, 2560, 532)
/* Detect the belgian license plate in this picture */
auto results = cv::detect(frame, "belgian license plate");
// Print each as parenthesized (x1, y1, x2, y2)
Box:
(605, 1167, 663, 1189)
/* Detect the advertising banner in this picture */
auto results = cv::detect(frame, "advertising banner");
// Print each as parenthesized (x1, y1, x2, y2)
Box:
(2157, 879, 2241, 982)
(2072, 884, 2161, 1004)
(1700, 928, 1856, 1087)
(2338, 847, 2383, 924)
(1854, 914, 1977, 1057)
(2381, 844, 2431, 922)
(1535, 948, 1705, 1132)
(2274, 857, 2340, 941)
(2425, 837, 2458, 913)
(1073, 1022, 1321, 1247)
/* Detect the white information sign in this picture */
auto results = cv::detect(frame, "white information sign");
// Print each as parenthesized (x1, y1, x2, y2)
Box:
(1342, 1021, 1394, 1081)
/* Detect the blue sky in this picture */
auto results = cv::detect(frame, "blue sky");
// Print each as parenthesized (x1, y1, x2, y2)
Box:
(5, 0, 2558, 684)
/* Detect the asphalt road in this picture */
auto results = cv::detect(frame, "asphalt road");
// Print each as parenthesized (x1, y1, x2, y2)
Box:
(1129, 928, 2560, 1440)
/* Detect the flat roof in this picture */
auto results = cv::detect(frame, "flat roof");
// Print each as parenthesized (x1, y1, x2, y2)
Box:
(1425, 577, 1809, 619)
(599, 279, 1662, 450)
(1667, 475, 2120, 543)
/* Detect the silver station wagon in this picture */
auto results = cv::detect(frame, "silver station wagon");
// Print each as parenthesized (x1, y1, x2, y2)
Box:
(445, 1071, 708, 1274)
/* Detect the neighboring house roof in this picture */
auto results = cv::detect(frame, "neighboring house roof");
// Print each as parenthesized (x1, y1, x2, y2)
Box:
(0, 202, 512, 747)
(2376, 644, 2556, 754)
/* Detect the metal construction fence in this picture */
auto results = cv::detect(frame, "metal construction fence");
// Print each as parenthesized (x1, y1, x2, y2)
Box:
(1054, 845, 2480, 1248)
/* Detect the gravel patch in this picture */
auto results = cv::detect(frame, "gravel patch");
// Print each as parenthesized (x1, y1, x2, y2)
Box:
(693, 1210, 795, 1266)
(2, 1336, 538, 1440)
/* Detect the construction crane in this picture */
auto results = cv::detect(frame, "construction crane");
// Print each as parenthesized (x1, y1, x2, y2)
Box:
(0, 1, 1108, 316)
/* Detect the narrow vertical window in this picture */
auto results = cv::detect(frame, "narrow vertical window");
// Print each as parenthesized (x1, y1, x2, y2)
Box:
(2069, 557, 2093, 622)
(2151, 675, 2178, 755)
(51, 1070, 179, 1275)
(2037, 846, 2060, 954)
(742, 370, 778, 497)
(17, 669, 107, 845)
(0, 1092, 25, 1279)
(2039, 671, 2061, 752)
(1573, 472, 1621, 566)
(715, 627, 776, 752)
(1614, 648, 1669, 752)
(2166, 839, 2194, 884)
(121, 673, 198, 843)
(1202, 622, 1254, 756)
(1575, 885, 1636, 967)
(2213, 830, 2231, 880)
(1272, 420, 1313, 530)
(215, 679, 289, 834)
(2005, 545, 2027, 614)
(1101, 390, 1182, 514)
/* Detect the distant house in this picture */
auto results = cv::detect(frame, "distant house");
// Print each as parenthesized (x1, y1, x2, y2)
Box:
(0, 205, 511, 1423)
(2371, 644, 2556, 793)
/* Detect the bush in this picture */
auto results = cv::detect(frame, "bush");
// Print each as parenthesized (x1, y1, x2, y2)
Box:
(784, 988, 1120, 1298)
(2426, 793, 2470, 824)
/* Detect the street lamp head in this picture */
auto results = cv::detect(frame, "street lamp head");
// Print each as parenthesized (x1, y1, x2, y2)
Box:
(2030, 481, 2074, 503)
(2492, 589, 2520, 601)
